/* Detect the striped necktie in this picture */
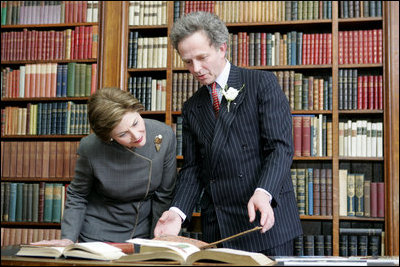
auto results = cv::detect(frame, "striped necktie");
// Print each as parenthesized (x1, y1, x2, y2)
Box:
(211, 82, 220, 117)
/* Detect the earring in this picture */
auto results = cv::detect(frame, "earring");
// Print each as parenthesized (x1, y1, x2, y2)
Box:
(110, 138, 113, 142)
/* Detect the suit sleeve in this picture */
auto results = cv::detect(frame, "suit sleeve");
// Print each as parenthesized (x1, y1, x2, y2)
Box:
(61, 139, 94, 242)
(170, 105, 204, 222)
(151, 127, 177, 234)
(257, 71, 294, 205)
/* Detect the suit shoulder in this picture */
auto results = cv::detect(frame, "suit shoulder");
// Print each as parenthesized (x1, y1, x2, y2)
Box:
(77, 134, 106, 154)
(144, 119, 174, 138)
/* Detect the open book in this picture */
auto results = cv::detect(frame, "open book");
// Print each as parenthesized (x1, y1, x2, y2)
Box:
(117, 238, 275, 266)
(16, 242, 127, 260)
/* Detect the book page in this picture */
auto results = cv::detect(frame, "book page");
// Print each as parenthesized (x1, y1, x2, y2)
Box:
(126, 238, 199, 261)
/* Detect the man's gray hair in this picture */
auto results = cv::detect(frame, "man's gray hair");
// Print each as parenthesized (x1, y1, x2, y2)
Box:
(170, 11, 229, 51)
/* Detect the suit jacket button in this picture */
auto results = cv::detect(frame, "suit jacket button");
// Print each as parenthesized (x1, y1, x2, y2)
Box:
(210, 179, 215, 183)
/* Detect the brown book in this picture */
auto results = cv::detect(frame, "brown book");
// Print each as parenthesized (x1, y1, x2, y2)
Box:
(320, 169, 327, 216)
(313, 168, 320, 215)
(377, 182, 384, 218)
(292, 116, 302, 157)
(56, 142, 64, 178)
(326, 169, 333, 216)
(63, 142, 71, 178)
(35, 141, 43, 178)
(29, 142, 37, 178)
(9, 142, 18, 178)
(38, 182, 45, 222)
(364, 180, 371, 217)
(49, 141, 57, 178)
(302, 116, 311, 157)
(41, 141, 50, 178)
(92, 25, 98, 59)
(21, 228, 29, 245)
(2, 142, 11, 177)
(69, 142, 78, 178)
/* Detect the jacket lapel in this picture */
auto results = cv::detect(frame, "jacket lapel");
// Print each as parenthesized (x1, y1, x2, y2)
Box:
(211, 65, 246, 169)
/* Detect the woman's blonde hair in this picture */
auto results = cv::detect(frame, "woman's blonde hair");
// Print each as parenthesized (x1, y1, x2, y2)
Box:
(88, 88, 144, 142)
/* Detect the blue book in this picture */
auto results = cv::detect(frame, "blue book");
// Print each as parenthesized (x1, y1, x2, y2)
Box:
(296, 32, 303, 65)
(56, 65, 63, 97)
(36, 103, 43, 135)
(291, 31, 297, 65)
(16, 183, 23, 222)
(61, 65, 68, 97)
(307, 168, 314, 215)
(51, 102, 58, 135)
(9, 183, 17, 222)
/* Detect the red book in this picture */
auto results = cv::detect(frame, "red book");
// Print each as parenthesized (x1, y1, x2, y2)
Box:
(70, 29, 75, 60)
(293, 116, 302, 157)
(358, 30, 363, 64)
(49, 30, 55, 60)
(320, 169, 327, 216)
(314, 33, 319, 65)
(22, 29, 28, 61)
(372, 29, 378, 64)
(363, 30, 368, 64)
(357, 76, 362, 109)
(25, 65, 31, 98)
(368, 30, 373, 63)
(40, 64, 46, 97)
(348, 30, 353, 64)
(343, 31, 348, 64)
(378, 75, 383, 109)
(73, 1, 79, 23)
(302, 34, 307, 65)
(82, 0, 87, 22)
(87, 26, 93, 59)
(64, 1, 70, 23)
(79, 26, 85, 59)
(370, 182, 378, 217)
(362, 75, 368, 109)
(353, 30, 359, 64)
(310, 33, 315, 65)
(378, 29, 383, 63)
(322, 33, 327, 65)
(261, 33, 266, 66)
(368, 75, 374, 109)
(77, 1, 83, 23)
(377, 182, 384, 218)
(302, 116, 311, 157)
(318, 33, 323, 65)
(50, 63, 57, 97)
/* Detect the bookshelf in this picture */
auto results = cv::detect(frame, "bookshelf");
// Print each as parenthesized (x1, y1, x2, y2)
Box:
(1, 1, 101, 245)
(1, 1, 398, 257)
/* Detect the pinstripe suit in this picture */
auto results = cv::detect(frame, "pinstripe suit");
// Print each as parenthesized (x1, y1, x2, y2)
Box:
(172, 64, 302, 252)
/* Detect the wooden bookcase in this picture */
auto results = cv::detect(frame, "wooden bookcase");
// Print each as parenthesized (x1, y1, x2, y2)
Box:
(2, 1, 398, 256)
(1, 1, 102, 244)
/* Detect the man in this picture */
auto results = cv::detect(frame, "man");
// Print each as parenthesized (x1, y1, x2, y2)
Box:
(154, 12, 302, 256)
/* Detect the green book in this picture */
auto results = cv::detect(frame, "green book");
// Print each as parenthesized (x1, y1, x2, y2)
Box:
(44, 183, 54, 222)
(1, 1, 7, 25)
(32, 183, 39, 222)
(355, 174, 365, 216)
(85, 64, 92, 96)
(52, 183, 63, 223)
(296, 168, 306, 215)
(347, 173, 356, 216)
(75, 63, 82, 97)
(79, 63, 86, 96)
(66, 62, 76, 97)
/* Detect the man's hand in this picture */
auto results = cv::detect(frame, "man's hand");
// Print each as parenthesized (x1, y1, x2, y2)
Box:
(154, 210, 182, 237)
(247, 190, 275, 233)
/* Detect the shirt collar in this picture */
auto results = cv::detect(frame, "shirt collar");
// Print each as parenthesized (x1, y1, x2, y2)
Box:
(215, 60, 231, 89)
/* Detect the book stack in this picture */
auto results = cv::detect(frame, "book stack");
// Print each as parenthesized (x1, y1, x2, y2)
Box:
(338, 120, 383, 158)
(1, 1, 99, 25)
(339, 226, 383, 256)
(1, 182, 69, 224)
(339, 169, 385, 218)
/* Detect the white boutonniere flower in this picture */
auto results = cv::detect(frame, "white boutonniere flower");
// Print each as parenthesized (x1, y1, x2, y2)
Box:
(221, 84, 245, 112)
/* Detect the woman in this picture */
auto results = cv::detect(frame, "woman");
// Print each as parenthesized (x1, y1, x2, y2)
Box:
(33, 87, 176, 246)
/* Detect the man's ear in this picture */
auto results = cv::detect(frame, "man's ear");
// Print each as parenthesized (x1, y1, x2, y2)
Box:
(219, 42, 228, 56)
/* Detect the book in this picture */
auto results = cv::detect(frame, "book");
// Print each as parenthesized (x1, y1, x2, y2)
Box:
(118, 238, 274, 266)
(16, 242, 126, 260)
